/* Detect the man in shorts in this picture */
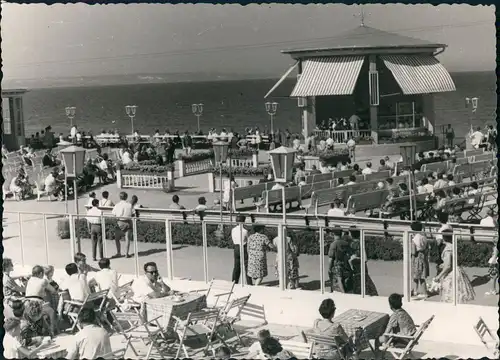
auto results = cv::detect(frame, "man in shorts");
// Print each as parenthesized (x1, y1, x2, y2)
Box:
(111, 192, 134, 258)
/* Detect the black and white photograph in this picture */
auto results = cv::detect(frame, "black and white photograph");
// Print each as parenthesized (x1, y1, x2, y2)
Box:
(1, 3, 497, 359)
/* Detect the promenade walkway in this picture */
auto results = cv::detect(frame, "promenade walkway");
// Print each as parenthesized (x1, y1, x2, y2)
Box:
(3, 176, 496, 307)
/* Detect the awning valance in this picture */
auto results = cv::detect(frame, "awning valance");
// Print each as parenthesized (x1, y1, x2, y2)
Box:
(290, 56, 365, 97)
(264, 62, 298, 99)
(380, 55, 456, 95)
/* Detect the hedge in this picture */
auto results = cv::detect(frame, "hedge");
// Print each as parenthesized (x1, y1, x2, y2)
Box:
(303, 149, 350, 165)
(57, 218, 492, 267)
(177, 148, 258, 162)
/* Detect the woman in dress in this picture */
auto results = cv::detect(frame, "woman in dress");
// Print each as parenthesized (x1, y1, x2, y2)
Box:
(411, 221, 429, 299)
(247, 224, 275, 286)
(3, 258, 26, 304)
(273, 231, 300, 289)
(434, 229, 475, 303)
(349, 237, 378, 296)
(19, 301, 53, 347)
(223, 176, 238, 211)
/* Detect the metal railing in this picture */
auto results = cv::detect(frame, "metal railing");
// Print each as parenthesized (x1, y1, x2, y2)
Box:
(3, 209, 496, 306)
(313, 130, 372, 143)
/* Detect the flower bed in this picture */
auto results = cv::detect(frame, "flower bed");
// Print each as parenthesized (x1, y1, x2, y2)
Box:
(57, 219, 491, 267)
(177, 148, 259, 162)
(303, 149, 350, 165)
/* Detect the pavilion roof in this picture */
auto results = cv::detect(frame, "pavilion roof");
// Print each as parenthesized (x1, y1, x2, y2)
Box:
(282, 25, 446, 54)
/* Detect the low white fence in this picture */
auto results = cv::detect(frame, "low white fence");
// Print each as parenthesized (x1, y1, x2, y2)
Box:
(313, 129, 371, 143)
(178, 159, 213, 177)
(117, 169, 175, 190)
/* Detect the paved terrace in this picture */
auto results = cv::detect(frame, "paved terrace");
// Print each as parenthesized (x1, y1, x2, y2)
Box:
(3, 172, 497, 307)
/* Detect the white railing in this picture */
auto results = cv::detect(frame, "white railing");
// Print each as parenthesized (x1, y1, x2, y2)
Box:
(313, 129, 372, 143)
(178, 159, 213, 177)
(4, 209, 495, 305)
(119, 171, 174, 189)
(209, 173, 263, 192)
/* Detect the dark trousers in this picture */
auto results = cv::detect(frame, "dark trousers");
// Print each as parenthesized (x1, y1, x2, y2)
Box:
(232, 245, 253, 285)
(90, 224, 103, 259)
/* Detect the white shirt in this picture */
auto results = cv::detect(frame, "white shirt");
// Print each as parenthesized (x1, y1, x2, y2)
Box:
(93, 268, 118, 298)
(480, 216, 497, 227)
(362, 167, 374, 175)
(346, 181, 356, 186)
(231, 225, 248, 246)
(44, 174, 56, 192)
(76, 133, 82, 141)
(98, 160, 108, 172)
(66, 324, 112, 360)
(112, 200, 134, 220)
(326, 138, 334, 146)
(327, 208, 345, 217)
(131, 275, 166, 303)
(87, 207, 103, 224)
(122, 151, 132, 165)
(423, 184, 434, 193)
(100, 198, 114, 207)
(470, 131, 484, 147)
(62, 274, 91, 302)
(271, 183, 284, 190)
(25, 276, 49, 298)
(347, 139, 356, 148)
(292, 139, 301, 150)
(70, 127, 77, 138)
(4, 333, 22, 359)
(87, 197, 96, 207)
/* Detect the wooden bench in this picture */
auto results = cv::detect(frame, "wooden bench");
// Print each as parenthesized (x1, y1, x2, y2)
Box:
(261, 186, 302, 212)
(464, 148, 485, 158)
(380, 193, 431, 219)
(231, 182, 276, 210)
(305, 172, 333, 184)
(364, 170, 391, 181)
(346, 189, 389, 215)
(472, 153, 495, 163)
(421, 160, 450, 173)
(453, 161, 492, 180)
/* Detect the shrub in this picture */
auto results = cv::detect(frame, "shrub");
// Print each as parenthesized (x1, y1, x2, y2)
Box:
(121, 163, 175, 174)
(303, 149, 350, 165)
(177, 148, 258, 162)
(209, 165, 272, 177)
(57, 218, 491, 267)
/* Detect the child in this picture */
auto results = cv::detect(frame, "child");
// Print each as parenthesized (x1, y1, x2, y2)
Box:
(378, 294, 416, 350)
(486, 240, 499, 296)
(4, 317, 51, 358)
(248, 329, 271, 358)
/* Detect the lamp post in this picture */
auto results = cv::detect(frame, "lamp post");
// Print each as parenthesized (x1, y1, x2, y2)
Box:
(60, 145, 86, 254)
(268, 146, 297, 223)
(265, 102, 278, 135)
(65, 107, 76, 127)
(125, 105, 138, 135)
(192, 103, 204, 133)
(213, 141, 230, 232)
(399, 145, 417, 221)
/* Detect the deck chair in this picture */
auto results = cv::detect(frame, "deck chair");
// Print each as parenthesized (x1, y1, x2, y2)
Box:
(473, 317, 499, 356)
(173, 309, 227, 358)
(302, 331, 349, 360)
(111, 280, 140, 312)
(111, 312, 170, 359)
(381, 315, 435, 360)
(218, 294, 251, 347)
(189, 278, 235, 309)
(61, 289, 110, 332)
(101, 347, 128, 359)
(281, 340, 313, 359)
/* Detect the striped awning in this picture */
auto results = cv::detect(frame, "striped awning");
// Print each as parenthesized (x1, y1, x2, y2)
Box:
(290, 56, 365, 97)
(380, 55, 456, 95)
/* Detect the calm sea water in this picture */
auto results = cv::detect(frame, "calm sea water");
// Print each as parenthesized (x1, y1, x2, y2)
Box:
(23, 71, 496, 140)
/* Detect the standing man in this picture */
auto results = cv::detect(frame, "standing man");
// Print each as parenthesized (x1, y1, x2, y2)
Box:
(231, 215, 253, 285)
(182, 131, 192, 155)
(87, 199, 103, 261)
(445, 124, 455, 148)
(469, 126, 485, 149)
(111, 192, 134, 258)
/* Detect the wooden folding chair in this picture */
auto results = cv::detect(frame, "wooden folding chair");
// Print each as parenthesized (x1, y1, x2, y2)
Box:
(381, 315, 434, 360)
(189, 278, 235, 309)
(218, 294, 251, 347)
(473, 317, 499, 357)
(302, 331, 349, 360)
(281, 340, 313, 359)
(61, 289, 110, 332)
(111, 280, 140, 312)
(173, 309, 227, 358)
(111, 311, 170, 359)
(101, 347, 128, 359)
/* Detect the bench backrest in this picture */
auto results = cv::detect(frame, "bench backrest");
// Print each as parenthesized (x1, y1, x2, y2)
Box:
(346, 189, 389, 212)
(464, 148, 484, 158)
(305, 172, 333, 184)
(264, 186, 302, 207)
(299, 180, 333, 199)
(364, 170, 391, 181)
(472, 153, 495, 163)
(232, 182, 275, 202)
(454, 161, 491, 179)
(421, 161, 450, 173)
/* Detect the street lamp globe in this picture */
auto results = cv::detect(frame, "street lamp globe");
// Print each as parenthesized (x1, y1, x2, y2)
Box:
(59, 145, 86, 177)
(268, 146, 296, 183)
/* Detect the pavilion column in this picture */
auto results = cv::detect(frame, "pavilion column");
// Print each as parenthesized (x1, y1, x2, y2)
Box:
(302, 96, 316, 139)
(368, 55, 379, 144)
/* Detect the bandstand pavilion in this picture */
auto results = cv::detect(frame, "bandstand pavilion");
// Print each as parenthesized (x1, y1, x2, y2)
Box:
(2, 89, 28, 151)
(265, 25, 456, 146)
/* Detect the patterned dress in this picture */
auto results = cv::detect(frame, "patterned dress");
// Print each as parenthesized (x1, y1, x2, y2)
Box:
(411, 234, 429, 280)
(247, 233, 273, 279)
(439, 244, 476, 303)
(20, 317, 52, 347)
(273, 237, 300, 288)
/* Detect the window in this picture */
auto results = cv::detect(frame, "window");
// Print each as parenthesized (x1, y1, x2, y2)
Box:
(2, 97, 12, 135)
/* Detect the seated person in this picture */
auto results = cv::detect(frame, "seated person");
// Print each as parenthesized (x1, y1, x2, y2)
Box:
(468, 182, 479, 195)
(248, 329, 272, 358)
(451, 187, 462, 199)
(44, 171, 63, 199)
(215, 346, 231, 360)
(3, 258, 26, 302)
(447, 174, 456, 187)
(131, 262, 172, 303)
(20, 301, 53, 347)
(94, 258, 119, 299)
(434, 190, 447, 211)
(259, 336, 294, 360)
(194, 196, 208, 213)
(433, 172, 448, 189)
(297, 176, 306, 186)
(311, 299, 355, 360)
(327, 199, 345, 217)
(346, 175, 356, 186)
(378, 293, 416, 349)
(60, 263, 91, 306)
(4, 318, 51, 358)
(42, 149, 58, 168)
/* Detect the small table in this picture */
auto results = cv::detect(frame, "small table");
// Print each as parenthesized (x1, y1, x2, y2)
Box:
(334, 309, 389, 354)
(32, 335, 73, 359)
(144, 293, 207, 331)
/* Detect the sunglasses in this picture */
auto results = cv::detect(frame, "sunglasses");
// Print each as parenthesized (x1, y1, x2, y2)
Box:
(146, 270, 159, 275)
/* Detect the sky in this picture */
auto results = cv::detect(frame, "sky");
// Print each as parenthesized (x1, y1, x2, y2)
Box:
(1, 3, 496, 83)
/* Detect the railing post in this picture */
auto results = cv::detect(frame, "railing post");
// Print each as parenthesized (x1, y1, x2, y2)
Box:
(319, 227, 325, 294)
(278, 224, 287, 291)
(452, 233, 458, 306)
(101, 216, 107, 259)
(202, 221, 209, 284)
(43, 214, 50, 265)
(68, 214, 75, 259)
(18, 212, 25, 267)
(165, 219, 174, 281)
(360, 229, 366, 298)
(402, 230, 411, 303)
(132, 218, 139, 278)
(239, 224, 247, 287)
